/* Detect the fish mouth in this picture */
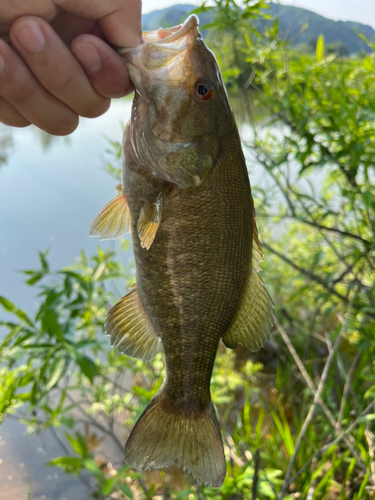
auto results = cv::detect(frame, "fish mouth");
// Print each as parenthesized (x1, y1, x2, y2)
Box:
(118, 15, 200, 54)
(118, 15, 201, 76)
(142, 14, 200, 45)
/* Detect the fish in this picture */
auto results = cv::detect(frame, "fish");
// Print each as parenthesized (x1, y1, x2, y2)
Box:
(89, 15, 274, 487)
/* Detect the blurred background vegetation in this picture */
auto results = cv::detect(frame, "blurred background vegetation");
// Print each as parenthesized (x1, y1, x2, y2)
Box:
(1, 0, 375, 499)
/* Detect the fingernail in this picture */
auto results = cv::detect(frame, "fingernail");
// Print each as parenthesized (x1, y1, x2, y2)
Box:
(0, 54, 5, 73)
(14, 20, 45, 53)
(75, 43, 101, 74)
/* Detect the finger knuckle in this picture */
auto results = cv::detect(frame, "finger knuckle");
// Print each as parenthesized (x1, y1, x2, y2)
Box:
(81, 97, 110, 119)
(0, 98, 30, 127)
(49, 72, 77, 95)
(10, 80, 38, 105)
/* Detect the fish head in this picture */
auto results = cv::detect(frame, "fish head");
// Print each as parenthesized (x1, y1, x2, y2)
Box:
(120, 15, 234, 189)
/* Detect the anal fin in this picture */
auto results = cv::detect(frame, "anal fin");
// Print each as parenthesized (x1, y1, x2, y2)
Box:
(137, 192, 164, 250)
(89, 187, 130, 240)
(106, 288, 160, 361)
(223, 220, 274, 352)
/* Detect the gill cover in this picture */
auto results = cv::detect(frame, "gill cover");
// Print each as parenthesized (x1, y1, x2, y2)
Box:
(119, 16, 228, 189)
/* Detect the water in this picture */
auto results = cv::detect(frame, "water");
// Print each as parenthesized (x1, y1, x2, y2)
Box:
(0, 99, 133, 499)
(0, 99, 133, 315)
(0, 418, 89, 500)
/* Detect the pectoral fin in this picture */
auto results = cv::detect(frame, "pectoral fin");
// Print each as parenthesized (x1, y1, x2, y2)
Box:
(89, 187, 130, 240)
(106, 287, 160, 361)
(137, 192, 164, 250)
(223, 214, 274, 352)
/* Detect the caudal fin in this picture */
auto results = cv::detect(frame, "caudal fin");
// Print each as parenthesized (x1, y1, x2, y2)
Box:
(124, 393, 226, 487)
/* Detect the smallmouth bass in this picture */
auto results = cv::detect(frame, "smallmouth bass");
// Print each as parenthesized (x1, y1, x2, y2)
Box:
(90, 15, 274, 487)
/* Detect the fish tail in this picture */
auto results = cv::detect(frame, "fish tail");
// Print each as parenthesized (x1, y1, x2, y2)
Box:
(124, 392, 226, 487)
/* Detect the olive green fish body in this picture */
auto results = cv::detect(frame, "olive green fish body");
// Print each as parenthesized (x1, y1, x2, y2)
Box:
(90, 14, 274, 487)
(124, 123, 252, 414)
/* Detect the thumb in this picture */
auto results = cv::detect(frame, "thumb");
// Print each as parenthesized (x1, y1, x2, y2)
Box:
(54, 0, 142, 47)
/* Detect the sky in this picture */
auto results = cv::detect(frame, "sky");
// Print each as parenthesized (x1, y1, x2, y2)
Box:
(142, 0, 375, 29)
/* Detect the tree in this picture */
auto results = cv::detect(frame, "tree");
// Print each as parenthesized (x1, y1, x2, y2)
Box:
(326, 41, 350, 56)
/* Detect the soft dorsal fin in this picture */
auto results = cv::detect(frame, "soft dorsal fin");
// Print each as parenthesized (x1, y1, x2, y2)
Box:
(222, 204, 274, 352)
(106, 287, 160, 361)
(89, 186, 130, 240)
(137, 192, 164, 250)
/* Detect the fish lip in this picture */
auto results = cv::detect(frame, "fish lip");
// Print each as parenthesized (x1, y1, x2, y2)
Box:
(143, 14, 200, 45)
(117, 15, 200, 55)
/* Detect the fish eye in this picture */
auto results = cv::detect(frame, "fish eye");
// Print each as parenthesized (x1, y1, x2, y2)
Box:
(193, 79, 214, 102)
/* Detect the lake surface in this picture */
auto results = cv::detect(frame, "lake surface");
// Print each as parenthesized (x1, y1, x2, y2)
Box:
(0, 99, 133, 317)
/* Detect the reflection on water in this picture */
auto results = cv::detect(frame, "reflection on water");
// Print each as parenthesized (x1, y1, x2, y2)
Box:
(0, 127, 14, 168)
(30, 127, 72, 152)
(0, 98, 133, 499)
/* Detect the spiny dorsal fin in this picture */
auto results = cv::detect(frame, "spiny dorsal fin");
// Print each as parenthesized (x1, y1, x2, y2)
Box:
(89, 189, 130, 240)
(137, 192, 164, 250)
(222, 205, 274, 352)
(106, 288, 160, 361)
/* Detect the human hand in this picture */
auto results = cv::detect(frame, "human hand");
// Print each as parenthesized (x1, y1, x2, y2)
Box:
(0, 0, 141, 135)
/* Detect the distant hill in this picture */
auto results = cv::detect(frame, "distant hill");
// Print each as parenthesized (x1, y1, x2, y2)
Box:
(268, 3, 375, 54)
(142, 4, 211, 32)
(142, 2, 375, 54)
(143, 4, 191, 30)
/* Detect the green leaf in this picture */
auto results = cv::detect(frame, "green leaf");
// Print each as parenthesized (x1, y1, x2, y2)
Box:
(45, 356, 66, 391)
(39, 249, 50, 272)
(364, 385, 375, 398)
(0, 296, 34, 327)
(360, 414, 375, 422)
(61, 416, 75, 429)
(76, 355, 97, 383)
(84, 459, 105, 481)
(47, 456, 83, 475)
(41, 310, 65, 341)
(175, 490, 194, 499)
(357, 472, 369, 497)
(362, 56, 373, 71)
(316, 34, 324, 62)
(362, 190, 373, 211)
(65, 432, 87, 457)
(25, 273, 43, 285)
(132, 385, 153, 399)
(92, 262, 106, 281)
(64, 275, 73, 298)
(102, 476, 118, 495)
(117, 482, 133, 499)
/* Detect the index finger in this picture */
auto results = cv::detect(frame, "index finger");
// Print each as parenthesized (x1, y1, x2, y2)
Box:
(54, 0, 142, 47)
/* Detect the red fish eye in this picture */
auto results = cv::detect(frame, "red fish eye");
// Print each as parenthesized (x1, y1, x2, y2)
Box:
(193, 80, 214, 102)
